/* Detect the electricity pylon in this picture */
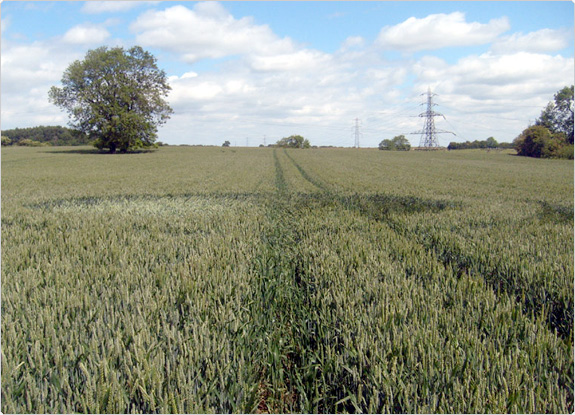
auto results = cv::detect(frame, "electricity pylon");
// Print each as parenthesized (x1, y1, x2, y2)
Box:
(353, 118, 362, 148)
(411, 87, 454, 148)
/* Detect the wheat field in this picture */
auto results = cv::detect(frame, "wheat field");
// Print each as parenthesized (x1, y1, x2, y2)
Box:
(1, 145, 573, 413)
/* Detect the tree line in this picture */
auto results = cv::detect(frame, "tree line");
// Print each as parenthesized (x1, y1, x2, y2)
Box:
(7, 45, 573, 157)
(379, 135, 411, 151)
(514, 86, 573, 159)
(1, 126, 91, 147)
(221, 135, 312, 148)
(447, 137, 514, 150)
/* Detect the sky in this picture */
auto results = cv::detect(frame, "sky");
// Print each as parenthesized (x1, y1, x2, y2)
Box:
(1, 1, 573, 147)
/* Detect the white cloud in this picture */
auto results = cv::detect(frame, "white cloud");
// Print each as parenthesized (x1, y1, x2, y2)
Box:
(248, 50, 332, 72)
(62, 23, 110, 45)
(1, 42, 71, 93)
(180, 71, 199, 80)
(170, 78, 223, 102)
(407, 50, 574, 143)
(131, 3, 294, 63)
(340, 36, 365, 51)
(419, 52, 574, 95)
(2, 3, 573, 148)
(377, 12, 510, 52)
(129, 3, 573, 145)
(490, 28, 570, 54)
(82, 1, 160, 14)
(1, 40, 81, 128)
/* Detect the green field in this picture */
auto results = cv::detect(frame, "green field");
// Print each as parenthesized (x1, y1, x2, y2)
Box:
(2, 146, 573, 413)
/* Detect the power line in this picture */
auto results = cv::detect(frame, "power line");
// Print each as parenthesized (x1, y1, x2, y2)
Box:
(409, 87, 454, 148)
(353, 118, 362, 148)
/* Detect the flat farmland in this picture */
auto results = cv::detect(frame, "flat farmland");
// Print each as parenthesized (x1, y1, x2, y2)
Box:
(2, 146, 573, 413)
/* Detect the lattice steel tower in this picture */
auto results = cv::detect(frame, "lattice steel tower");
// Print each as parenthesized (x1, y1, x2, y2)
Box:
(411, 87, 453, 148)
(353, 118, 362, 148)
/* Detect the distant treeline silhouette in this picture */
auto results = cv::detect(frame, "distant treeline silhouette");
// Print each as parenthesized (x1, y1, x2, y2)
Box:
(1, 126, 91, 146)
(447, 137, 513, 150)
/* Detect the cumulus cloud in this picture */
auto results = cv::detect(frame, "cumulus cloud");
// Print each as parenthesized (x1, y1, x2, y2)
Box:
(415, 52, 574, 96)
(407, 50, 574, 143)
(2, 2, 573, 147)
(340, 36, 365, 51)
(248, 49, 332, 72)
(377, 12, 510, 51)
(0, 40, 80, 128)
(490, 28, 570, 54)
(1, 43, 71, 93)
(82, 1, 160, 14)
(62, 23, 110, 44)
(131, 3, 294, 63)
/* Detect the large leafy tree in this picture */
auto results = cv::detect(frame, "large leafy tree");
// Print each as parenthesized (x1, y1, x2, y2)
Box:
(513, 125, 571, 159)
(379, 135, 411, 151)
(536, 85, 574, 144)
(276, 135, 311, 148)
(49, 46, 173, 153)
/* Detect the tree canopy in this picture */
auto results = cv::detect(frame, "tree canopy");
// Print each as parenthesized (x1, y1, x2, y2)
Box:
(536, 85, 574, 144)
(514, 86, 574, 159)
(447, 137, 514, 150)
(513, 125, 572, 159)
(276, 135, 311, 149)
(49, 46, 173, 153)
(1, 126, 90, 146)
(379, 135, 411, 151)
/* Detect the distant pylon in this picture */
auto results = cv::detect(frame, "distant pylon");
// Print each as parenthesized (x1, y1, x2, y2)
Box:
(410, 87, 454, 148)
(353, 118, 362, 148)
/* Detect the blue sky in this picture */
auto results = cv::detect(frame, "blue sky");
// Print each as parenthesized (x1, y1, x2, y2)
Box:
(1, 1, 573, 147)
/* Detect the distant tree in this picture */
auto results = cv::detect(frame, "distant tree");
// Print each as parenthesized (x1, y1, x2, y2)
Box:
(393, 135, 411, 151)
(276, 135, 310, 148)
(379, 139, 394, 150)
(17, 139, 48, 147)
(1, 136, 12, 146)
(379, 135, 410, 151)
(485, 136, 498, 148)
(49, 46, 173, 153)
(498, 142, 515, 149)
(222, 140, 231, 147)
(448, 137, 511, 150)
(514, 125, 571, 159)
(536, 85, 574, 144)
(1, 126, 90, 146)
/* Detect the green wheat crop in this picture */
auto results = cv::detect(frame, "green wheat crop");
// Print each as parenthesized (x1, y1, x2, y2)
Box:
(2, 145, 573, 413)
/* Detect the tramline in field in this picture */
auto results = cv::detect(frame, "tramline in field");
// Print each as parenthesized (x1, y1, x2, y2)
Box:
(2, 146, 573, 413)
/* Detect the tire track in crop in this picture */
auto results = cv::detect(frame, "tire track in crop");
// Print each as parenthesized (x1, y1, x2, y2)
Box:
(283, 149, 330, 192)
(273, 149, 288, 195)
(246, 149, 306, 411)
(257, 152, 464, 412)
(387, 218, 574, 340)
(337, 189, 573, 340)
(339, 190, 573, 341)
(281, 150, 572, 340)
(251, 149, 573, 412)
(246, 149, 344, 411)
